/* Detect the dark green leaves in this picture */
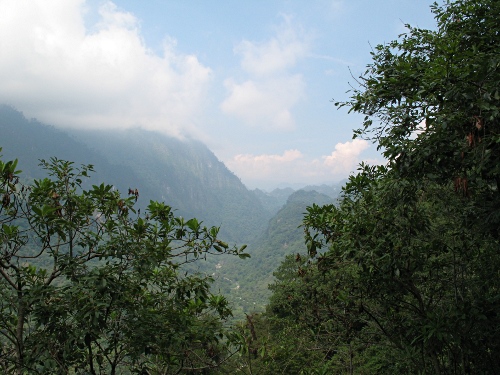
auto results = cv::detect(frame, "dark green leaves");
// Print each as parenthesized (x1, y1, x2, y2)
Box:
(0, 154, 245, 374)
(263, 1, 500, 373)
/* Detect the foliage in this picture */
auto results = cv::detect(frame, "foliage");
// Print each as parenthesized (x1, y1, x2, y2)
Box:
(304, 170, 500, 373)
(338, 0, 500, 231)
(260, 0, 500, 374)
(0, 152, 248, 374)
(213, 190, 335, 317)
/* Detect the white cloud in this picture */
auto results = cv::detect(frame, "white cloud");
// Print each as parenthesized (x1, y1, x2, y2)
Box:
(221, 15, 309, 131)
(323, 138, 370, 172)
(0, 0, 212, 137)
(221, 76, 304, 130)
(235, 15, 309, 77)
(227, 139, 371, 187)
(227, 149, 303, 176)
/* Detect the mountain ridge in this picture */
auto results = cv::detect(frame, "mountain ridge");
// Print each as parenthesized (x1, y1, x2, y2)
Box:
(1, 104, 347, 316)
(0, 105, 268, 244)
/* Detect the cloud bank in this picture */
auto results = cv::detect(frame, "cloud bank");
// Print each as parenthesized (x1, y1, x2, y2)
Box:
(226, 138, 371, 188)
(0, 0, 211, 137)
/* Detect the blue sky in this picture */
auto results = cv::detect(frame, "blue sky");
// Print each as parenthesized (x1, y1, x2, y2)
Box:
(0, 0, 439, 190)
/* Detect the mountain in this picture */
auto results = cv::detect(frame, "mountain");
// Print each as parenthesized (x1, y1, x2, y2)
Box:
(214, 189, 337, 315)
(68, 128, 269, 244)
(0, 104, 345, 316)
(302, 182, 346, 201)
(0, 105, 141, 189)
(253, 181, 346, 217)
(252, 187, 295, 215)
(0, 105, 269, 245)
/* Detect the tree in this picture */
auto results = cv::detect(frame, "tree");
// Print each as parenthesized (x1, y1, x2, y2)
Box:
(0, 152, 248, 374)
(334, 2, 500, 368)
(339, 0, 500, 233)
(304, 169, 500, 373)
(264, 0, 500, 373)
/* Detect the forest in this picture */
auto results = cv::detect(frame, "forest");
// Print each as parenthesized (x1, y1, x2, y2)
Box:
(1, 0, 500, 373)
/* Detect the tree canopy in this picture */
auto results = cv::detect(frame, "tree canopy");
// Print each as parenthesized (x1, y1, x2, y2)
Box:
(252, 1, 500, 373)
(0, 153, 248, 374)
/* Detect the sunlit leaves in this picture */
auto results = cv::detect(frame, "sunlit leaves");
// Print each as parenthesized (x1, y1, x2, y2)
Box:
(0, 154, 247, 374)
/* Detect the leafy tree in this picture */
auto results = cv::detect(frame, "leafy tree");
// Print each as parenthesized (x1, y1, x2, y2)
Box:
(265, 253, 366, 375)
(0, 152, 248, 374)
(263, 0, 500, 373)
(339, 0, 500, 232)
(304, 169, 500, 373)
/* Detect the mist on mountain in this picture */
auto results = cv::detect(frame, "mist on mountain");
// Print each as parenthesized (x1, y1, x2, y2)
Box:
(0, 104, 346, 315)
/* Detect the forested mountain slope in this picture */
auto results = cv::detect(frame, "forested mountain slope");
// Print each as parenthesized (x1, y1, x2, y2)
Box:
(0, 105, 139, 190)
(0, 105, 269, 244)
(251, 187, 295, 216)
(69, 128, 269, 244)
(214, 189, 337, 314)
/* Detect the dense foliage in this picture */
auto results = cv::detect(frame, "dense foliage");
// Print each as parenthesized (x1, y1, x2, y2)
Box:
(2, 0, 500, 373)
(244, 0, 500, 374)
(0, 153, 248, 374)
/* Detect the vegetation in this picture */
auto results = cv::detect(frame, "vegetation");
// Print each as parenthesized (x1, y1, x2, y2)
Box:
(214, 190, 336, 315)
(0, 153, 248, 374)
(239, 0, 500, 373)
(2, 0, 500, 373)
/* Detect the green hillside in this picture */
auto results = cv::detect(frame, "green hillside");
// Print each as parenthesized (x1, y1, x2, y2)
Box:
(70, 128, 270, 245)
(251, 187, 295, 216)
(0, 106, 269, 245)
(213, 189, 337, 315)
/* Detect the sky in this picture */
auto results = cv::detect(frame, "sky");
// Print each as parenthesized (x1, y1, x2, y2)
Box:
(0, 0, 440, 190)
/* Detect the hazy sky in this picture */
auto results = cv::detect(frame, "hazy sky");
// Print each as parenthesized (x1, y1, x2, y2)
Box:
(0, 0, 439, 189)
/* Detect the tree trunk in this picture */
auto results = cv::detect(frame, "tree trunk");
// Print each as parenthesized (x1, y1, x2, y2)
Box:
(15, 298, 25, 375)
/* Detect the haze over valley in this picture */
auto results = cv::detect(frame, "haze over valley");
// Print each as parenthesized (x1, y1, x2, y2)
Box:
(3, 1, 497, 373)
(0, 105, 343, 313)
